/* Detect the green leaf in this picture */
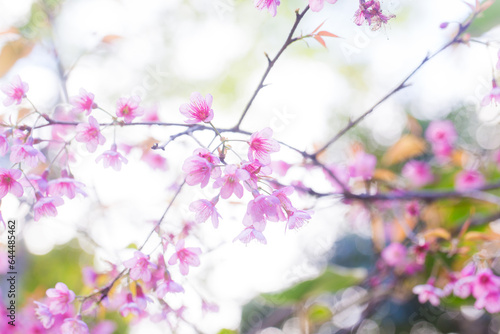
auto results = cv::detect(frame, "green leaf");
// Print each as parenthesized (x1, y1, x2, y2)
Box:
(261, 266, 365, 305)
(307, 303, 333, 324)
(468, 0, 500, 36)
(218, 329, 238, 334)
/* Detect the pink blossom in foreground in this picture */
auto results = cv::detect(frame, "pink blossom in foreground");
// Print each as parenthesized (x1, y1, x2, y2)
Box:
(450, 263, 476, 298)
(454, 169, 485, 192)
(179, 92, 214, 124)
(189, 197, 221, 228)
(354, 0, 395, 30)
(76, 116, 106, 153)
(213, 164, 250, 199)
(34, 195, 64, 221)
(168, 239, 201, 275)
(481, 79, 500, 106)
(116, 96, 144, 123)
(46, 282, 75, 314)
(95, 144, 128, 171)
(234, 225, 267, 244)
(243, 193, 283, 228)
(309, 0, 337, 12)
(247, 127, 280, 165)
(472, 268, 500, 299)
(1, 75, 28, 106)
(61, 316, 89, 334)
(0, 134, 9, 156)
(402, 160, 434, 187)
(241, 160, 271, 191)
(123, 251, 156, 282)
(348, 151, 376, 180)
(34, 302, 54, 329)
(183, 149, 221, 188)
(48, 172, 86, 199)
(70, 88, 97, 115)
(412, 284, 444, 306)
(0, 168, 23, 199)
(156, 277, 184, 298)
(475, 290, 500, 313)
(381, 242, 407, 267)
(286, 209, 312, 230)
(254, 0, 280, 16)
(10, 142, 46, 168)
(272, 186, 294, 211)
(119, 293, 142, 318)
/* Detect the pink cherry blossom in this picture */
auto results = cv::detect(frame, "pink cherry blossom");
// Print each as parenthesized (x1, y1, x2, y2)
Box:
(34, 301, 55, 329)
(48, 173, 86, 199)
(123, 251, 156, 282)
(119, 293, 141, 318)
(179, 92, 214, 124)
(95, 144, 128, 171)
(241, 160, 271, 191)
(270, 160, 291, 177)
(475, 290, 500, 313)
(21, 171, 48, 193)
(168, 239, 202, 275)
(272, 186, 294, 211)
(61, 316, 89, 334)
(1, 75, 29, 106)
(254, 0, 280, 16)
(472, 268, 500, 299)
(156, 277, 184, 298)
(10, 141, 46, 168)
(451, 262, 476, 298)
(323, 164, 350, 192)
(309, 0, 337, 12)
(70, 88, 97, 115)
(243, 193, 283, 229)
(455, 169, 485, 192)
(116, 96, 144, 123)
(381, 242, 407, 267)
(76, 116, 106, 153)
(402, 160, 434, 187)
(410, 240, 428, 265)
(286, 209, 312, 230)
(142, 152, 168, 171)
(234, 225, 267, 244)
(0, 134, 9, 156)
(90, 321, 116, 334)
(0, 168, 24, 199)
(425, 120, 457, 161)
(247, 127, 280, 165)
(135, 284, 152, 310)
(481, 79, 500, 106)
(354, 0, 395, 30)
(348, 151, 376, 180)
(183, 149, 221, 188)
(214, 164, 250, 199)
(189, 197, 221, 228)
(412, 284, 444, 306)
(34, 195, 64, 221)
(46, 282, 75, 314)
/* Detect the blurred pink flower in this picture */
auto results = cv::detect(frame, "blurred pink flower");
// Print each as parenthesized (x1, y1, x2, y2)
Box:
(34, 195, 64, 221)
(168, 239, 201, 275)
(213, 164, 250, 199)
(119, 294, 141, 317)
(412, 283, 444, 306)
(46, 282, 75, 315)
(309, 0, 337, 12)
(481, 79, 500, 106)
(234, 225, 267, 244)
(323, 164, 350, 192)
(34, 301, 54, 329)
(0, 134, 9, 156)
(95, 144, 128, 171)
(142, 152, 168, 171)
(179, 92, 214, 124)
(286, 209, 312, 230)
(1, 75, 28, 106)
(156, 277, 184, 298)
(243, 193, 283, 228)
(0, 168, 23, 199)
(76, 116, 106, 153)
(381, 242, 407, 267)
(425, 120, 457, 161)
(123, 251, 156, 282)
(475, 290, 500, 313)
(247, 127, 280, 165)
(189, 197, 221, 228)
(10, 141, 46, 168)
(183, 149, 221, 188)
(70, 88, 97, 115)
(455, 169, 485, 191)
(61, 316, 89, 334)
(472, 268, 500, 299)
(48, 172, 86, 199)
(348, 151, 376, 180)
(116, 96, 144, 123)
(402, 160, 433, 187)
(255, 0, 280, 16)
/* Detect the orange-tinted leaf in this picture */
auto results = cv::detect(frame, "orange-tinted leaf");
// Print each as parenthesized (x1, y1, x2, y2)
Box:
(479, 0, 494, 12)
(381, 134, 426, 166)
(0, 38, 34, 78)
(314, 35, 327, 48)
(464, 231, 500, 241)
(422, 228, 451, 240)
(371, 215, 385, 251)
(312, 20, 326, 34)
(0, 27, 19, 35)
(317, 31, 339, 38)
(391, 217, 418, 242)
(101, 34, 122, 44)
(373, 169, 397, 182)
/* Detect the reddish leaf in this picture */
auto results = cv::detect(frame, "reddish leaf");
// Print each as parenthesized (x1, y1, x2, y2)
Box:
(317, 31, 339, 38)
(314, 35, 327, 48)
(311, 20, 326, 34)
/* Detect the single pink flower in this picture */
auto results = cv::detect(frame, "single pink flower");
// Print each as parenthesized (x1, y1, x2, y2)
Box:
(48, 172, 86, 199)
(213, 164, 250, 199)
(254, 0, 280, 16)
(123, 251, 156, 282)
(354, 0, 395, 30)
(179, 92, 214, 124)
(475, 290, 500, 313)
(46, 282, 76, 314)
(286, 209, 312, 230)
(233, 225, 267, 244)
(183, 149, 221, 188)
(135, 284, 152, 310)
(270, 160, 291, 177)
(10, 141, 46, 168)
(119, 293, 142, 317)
(348, 151, 376, 180)
(70, 88, 97, 115)
(473, 268, 500, 299)
(243, 193, 283, 228)
(0, 134, 9, 156)
(272, 186, 294, 211)
(0, 168, 24, 199)
(381, 242, 407, 267)
(168, 239, 202, 275)
(308, 0, 337, 12)
(189, 197, 221, 228)
(116, 96, 144, 123)
(241, 160, 271, 191)
(247, 127, 280, 165)
(412, 284, 444, 306)
(21, 171, 48, 193)
(425, 120, 457, 162)
(142, 152, 168, 171)
(455, 169, 485, 191)
(61, 316, 89, 334)
(323, 164, 350, 192)
(481, 79, 500, 106)
(156, 277, 184, 298)
(1, 75, 29, 106)
(34, 194, 64, 221)
(76, 116, 106, 153)
(95, 144, 128, 171)
(34, 301, 55, 329)
(402, 160, 434, 187)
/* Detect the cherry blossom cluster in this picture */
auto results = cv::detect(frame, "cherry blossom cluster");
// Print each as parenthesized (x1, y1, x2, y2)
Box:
(180, 92, 312, 244)
(254, 0, 395, 31)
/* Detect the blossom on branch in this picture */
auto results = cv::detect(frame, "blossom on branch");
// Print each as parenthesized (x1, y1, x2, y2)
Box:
(70, 88, 97, 115)
(0, 168, 24, 199)
(481, 79, 500, 106)
(76, 116, 106, 153)
(10, 140, 46, 168)
(402, 160, 434, 187)
(34, 194, 64, 221)
(61, 316, 89, 334)
(46, 282, 75, 315)
(412, 283, 444, 306)
(247, 127, 280, 165)
(168, 239, 202, 275)
(309, 0, 337, 12)
(213, 164, 250, 199)
(354, 0, 395, 30)
(179, 92, 214, 124)
(34, 301, 55, 329)
(123, 251, 156, 282)
(254, 0, 280, 17)
(95, 144, 128, 171)
(189, 197, 221, 228)
(116, 96, 144, 123)
(1, 75, 28, 106)
(454, 169, 485, 191)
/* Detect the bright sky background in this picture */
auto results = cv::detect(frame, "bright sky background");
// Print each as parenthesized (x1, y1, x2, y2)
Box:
(1, 0, 500, 332)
